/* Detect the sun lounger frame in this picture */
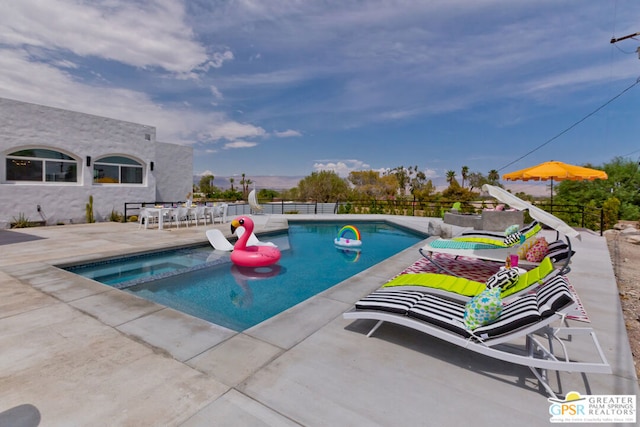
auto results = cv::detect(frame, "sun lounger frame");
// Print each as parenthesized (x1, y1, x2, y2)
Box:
(343, 301, 610, 399)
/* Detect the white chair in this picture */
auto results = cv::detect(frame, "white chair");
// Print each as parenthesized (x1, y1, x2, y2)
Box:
(212, 203, 228, 224)
(194, 205, 209, 227)
(138, 208, 159, 229)
(248, 190, 263, 214)
(172, 207, 191, 228)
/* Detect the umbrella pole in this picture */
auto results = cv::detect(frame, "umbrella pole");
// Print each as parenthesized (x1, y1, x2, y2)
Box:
(550, 178, 553, 213)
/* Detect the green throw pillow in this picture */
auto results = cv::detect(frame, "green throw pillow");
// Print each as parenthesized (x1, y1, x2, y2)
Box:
(464, 287, 503, 330)
(504, 224, 519, 236)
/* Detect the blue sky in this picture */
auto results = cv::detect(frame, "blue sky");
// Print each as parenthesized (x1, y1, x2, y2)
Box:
(1, 0, 639, 191)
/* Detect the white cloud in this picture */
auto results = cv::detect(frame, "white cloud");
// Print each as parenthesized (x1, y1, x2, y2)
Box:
(223, 140, 259, 149)
(313, 159, 371, 177)
(210, 85, 224, 100)
(1, 0, 228, 76)
(422, 168, 439, 179)
(201, 122, 266, 142)
(274, 129, 301, 137)
(0, 47, 259, 147)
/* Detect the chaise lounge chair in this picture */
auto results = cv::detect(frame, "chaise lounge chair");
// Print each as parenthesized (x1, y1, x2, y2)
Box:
(420, 237, 575, 276)
(420, 184, 578, 276)
(452, 220, 541, 247)
(343, 276, 611, 398)
(382, 257, 558, 302)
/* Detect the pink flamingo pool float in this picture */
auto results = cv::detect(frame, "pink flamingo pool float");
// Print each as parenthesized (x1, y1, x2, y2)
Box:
(230, 216, 281, 267)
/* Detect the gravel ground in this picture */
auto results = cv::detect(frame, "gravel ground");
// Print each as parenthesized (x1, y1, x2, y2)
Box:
(605, 221, 640, 380)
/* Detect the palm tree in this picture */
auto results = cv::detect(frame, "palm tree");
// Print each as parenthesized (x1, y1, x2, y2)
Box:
(229, 177, 235, 191)
(446, 170, 456, 185)
(461, 166, 469, 188)
(487, 169, 500, 184)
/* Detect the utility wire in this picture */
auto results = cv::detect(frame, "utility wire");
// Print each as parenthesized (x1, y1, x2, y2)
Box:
(620, 148, 640, 157)
(498, 76, 640, 172)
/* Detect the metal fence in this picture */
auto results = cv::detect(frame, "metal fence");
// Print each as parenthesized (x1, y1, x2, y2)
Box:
(123, 197, 605, 235)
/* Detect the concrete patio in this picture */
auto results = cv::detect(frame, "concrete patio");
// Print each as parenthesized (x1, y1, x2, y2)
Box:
(0, 215, 637, 426)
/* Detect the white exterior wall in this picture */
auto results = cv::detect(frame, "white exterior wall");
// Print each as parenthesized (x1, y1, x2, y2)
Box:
(0, 98, 193, 228)
(154, 142, 193, 203)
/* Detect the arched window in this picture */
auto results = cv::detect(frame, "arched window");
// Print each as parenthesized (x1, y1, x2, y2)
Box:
(93, 156, 143, 184)
(6, 148, 78, 183)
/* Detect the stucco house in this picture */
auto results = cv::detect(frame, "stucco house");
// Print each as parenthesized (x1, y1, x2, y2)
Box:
(0, 97, 193, 228)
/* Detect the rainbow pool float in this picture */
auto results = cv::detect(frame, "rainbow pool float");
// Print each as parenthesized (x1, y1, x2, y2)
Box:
(334, 225, 362, 248)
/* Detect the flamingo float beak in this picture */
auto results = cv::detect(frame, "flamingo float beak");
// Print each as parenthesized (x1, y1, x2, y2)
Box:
(230, 218, 242, 234)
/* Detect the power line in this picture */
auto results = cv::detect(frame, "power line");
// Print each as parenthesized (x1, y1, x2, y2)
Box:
(620, 148, 640, 157)
(498, 76, 640, 172)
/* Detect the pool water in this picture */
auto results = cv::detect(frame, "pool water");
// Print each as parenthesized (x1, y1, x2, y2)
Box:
(67, 221, 425, 331)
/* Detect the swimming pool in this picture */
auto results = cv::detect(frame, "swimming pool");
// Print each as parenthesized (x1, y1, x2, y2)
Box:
(67, 221, 426, 331)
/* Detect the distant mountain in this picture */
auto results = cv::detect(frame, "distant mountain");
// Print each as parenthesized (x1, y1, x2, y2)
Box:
(193, 175, 303, 190)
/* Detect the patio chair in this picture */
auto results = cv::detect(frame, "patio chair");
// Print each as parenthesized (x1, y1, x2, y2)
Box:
(193, 205, 209, 227)
(212, 203, 228, 224)
(171, 206, 191, 228)
(248, 189, 263, 214)
(138, 208, 159, 229)
(343, 276, 611, 398)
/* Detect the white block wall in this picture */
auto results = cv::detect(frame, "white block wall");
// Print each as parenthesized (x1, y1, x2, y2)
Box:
(0, 98, 193, 228)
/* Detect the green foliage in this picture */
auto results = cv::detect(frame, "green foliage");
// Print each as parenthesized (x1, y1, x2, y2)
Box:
(298, 170, 350, 202)
(109, 209, 123, 222)
(441, 183, 478, 202)
(602, 197, 621, 230)
(556, 157, 639, 221)
(279, 187, 300, 200)
(466, 172, 488, 191)
(85, 195, 95, 223)
(338, 202, 353, 214)
(221, 189, 243, 200)
(487, 169, 500, 184)
(258, 188, 280, 200)
(11, 212, 32, 228)
(199, 174, 216, 196)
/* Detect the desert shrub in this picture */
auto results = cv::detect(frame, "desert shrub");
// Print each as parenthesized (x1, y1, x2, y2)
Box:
(11, 213, 31, 228)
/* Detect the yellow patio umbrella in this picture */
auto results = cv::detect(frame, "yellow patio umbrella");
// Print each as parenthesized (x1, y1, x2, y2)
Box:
(503, 160, 608, 206)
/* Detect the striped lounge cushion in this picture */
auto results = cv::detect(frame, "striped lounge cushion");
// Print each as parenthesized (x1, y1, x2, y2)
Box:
(407, 277, 574, 339)
(535, 276, 575, 316)
(353, 275, 574, 340)
(429, 239, 501, 250)
(408, 293, 540, 339)
(546, 241, 575, 263)
(355, 289, 424, 314)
